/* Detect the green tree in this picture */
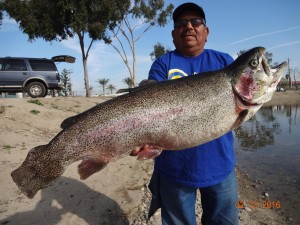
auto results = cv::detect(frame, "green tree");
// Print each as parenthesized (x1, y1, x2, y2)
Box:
(150, 42, 170, 61)
(123, 77, 135, 88)
(238, 49, 273, 65)
(3, 0, 130, 97)
(59, 69, 72, 96)
(106, 84, 116, 94)
(0, 1, 3, 26)
(97, 78, 109, 95)
(104, 0, 173, 86)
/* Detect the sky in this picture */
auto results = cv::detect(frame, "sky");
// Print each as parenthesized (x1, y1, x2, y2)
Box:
(1, 0, 300, 95)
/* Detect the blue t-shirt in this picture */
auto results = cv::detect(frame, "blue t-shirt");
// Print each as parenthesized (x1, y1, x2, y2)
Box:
(148, 49, 235, 188)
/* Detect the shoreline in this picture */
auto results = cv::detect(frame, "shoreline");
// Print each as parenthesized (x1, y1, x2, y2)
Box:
(263, 89, 300, 106)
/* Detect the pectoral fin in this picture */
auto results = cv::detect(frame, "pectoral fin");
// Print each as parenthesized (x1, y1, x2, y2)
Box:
(78, 158, 109, 180)
(232, 109, 248, 129)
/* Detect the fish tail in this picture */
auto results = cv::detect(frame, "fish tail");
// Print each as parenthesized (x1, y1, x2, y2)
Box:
(11, 145, 63, 199)
(11, 163, 57, 199)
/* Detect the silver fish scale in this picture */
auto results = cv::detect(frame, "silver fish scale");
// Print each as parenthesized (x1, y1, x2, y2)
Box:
(50, 73, 237, 164)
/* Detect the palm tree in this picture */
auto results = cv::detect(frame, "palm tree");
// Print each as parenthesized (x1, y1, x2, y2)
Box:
(107, 84, 116, 95)
(123, 77, 135, 88)
(96, 78, 109, 96)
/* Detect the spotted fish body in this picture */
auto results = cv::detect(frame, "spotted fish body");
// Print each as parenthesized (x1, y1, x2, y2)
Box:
(11, 47, 287, 198)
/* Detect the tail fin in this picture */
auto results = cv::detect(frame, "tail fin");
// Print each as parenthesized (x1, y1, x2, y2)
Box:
(11, 145, 62, 199)
(11, 164, 57, 199)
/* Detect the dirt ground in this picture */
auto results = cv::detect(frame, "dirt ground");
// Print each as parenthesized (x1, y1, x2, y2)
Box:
(0, 90, 299, 225)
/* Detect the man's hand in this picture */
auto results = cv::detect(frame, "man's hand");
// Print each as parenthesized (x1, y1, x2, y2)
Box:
(130, 144, 163, 160)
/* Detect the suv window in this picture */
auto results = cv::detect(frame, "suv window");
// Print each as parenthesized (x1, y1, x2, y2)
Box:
(29, 59, 57, 71)
(3, 59, 27, 71)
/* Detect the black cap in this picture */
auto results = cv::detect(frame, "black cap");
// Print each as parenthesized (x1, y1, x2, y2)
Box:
(173, 3, 206, 23)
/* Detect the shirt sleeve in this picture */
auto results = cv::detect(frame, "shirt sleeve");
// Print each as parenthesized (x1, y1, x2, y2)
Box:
(224, 53, 234, 66)
(148, 58, 168, 81)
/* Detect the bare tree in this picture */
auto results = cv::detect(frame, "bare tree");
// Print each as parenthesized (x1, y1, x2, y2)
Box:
(292, 68, 299, 90)
(104, 0, 173, 86)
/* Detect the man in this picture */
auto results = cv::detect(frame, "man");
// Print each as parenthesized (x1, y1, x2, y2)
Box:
(146, 3, 239, 225)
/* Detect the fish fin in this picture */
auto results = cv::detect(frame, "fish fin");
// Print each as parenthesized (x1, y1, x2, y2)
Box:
(61, 115, 74, 129)
(136, 149, 163, 161)
(78, 158, 109, 180)
(11, 145, 61, 199)
(61, 109, 89, 129)
(11, 165, 57, 199)
(116, 79, 158, 93)
(232, 109, 249, 129)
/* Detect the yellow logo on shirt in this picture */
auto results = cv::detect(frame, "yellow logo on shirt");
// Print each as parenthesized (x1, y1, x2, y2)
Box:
(168, 69, 188, 80)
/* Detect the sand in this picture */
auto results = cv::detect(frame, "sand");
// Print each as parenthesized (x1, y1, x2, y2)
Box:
(0, 90, 299, 225)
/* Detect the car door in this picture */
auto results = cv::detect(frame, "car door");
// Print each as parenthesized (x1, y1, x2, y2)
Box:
(1, 58, 29, 89)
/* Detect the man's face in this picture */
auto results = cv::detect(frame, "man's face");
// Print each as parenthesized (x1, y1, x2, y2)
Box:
(172, 11, 209, 56)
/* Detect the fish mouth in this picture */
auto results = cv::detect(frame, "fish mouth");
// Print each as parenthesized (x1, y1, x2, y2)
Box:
(270, 61, 288, 80)
(233, 88, 261, 107)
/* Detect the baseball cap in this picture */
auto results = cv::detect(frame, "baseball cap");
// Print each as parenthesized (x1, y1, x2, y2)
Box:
(172, 2, 206, 23)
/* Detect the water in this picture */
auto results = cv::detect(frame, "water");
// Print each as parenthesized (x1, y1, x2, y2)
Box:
(234, 105, 300, 223)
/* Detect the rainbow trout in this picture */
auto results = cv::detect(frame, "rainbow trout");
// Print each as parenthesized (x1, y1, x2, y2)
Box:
(11, 47, 287, 198)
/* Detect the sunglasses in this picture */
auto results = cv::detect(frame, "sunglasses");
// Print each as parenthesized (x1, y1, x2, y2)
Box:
(174, 18, 206, 28)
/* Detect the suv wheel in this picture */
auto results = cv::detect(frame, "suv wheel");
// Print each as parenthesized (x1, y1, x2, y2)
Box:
(27, 82, 47, 98)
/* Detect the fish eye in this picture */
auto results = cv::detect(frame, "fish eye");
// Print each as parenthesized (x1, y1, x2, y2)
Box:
(249, 59, 259, 68)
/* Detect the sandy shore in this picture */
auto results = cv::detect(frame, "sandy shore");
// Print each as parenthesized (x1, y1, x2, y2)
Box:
(0, 90, 299, 225)
(263, 90, 300, 106)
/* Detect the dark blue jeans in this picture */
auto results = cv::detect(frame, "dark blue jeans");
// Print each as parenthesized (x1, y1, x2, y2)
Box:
(148, 170, 239, 225)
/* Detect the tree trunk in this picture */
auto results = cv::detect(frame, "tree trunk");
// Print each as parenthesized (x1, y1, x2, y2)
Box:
(83, 58, 91, 97)
(132, 41, 136, 87)
(78, 32, 91, 97)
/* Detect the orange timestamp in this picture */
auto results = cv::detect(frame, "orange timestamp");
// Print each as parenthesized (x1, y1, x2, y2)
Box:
(235, 200, 281, 209)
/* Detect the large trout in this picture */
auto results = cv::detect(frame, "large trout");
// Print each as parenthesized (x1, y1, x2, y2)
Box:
(11, 47, 287, 198)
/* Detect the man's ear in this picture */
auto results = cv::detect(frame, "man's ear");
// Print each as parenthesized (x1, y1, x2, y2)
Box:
(171, 30, 176, 45)
(205, 27, 209, 42)
(171, 30, 175, 39)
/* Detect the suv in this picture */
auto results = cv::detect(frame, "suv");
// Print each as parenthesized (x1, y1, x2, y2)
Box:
(0, 55, 75, 98)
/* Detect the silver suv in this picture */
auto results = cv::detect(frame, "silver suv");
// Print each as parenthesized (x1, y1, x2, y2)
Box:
(0, 55, 75, 98)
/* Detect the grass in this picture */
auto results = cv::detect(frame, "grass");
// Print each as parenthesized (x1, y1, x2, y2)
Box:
(30, 109, 40, 115)
(21, 142, 26, 151)
(51, 104, 59, 109)
(27, 99, 44, 106)
(2, 145, 14, 150)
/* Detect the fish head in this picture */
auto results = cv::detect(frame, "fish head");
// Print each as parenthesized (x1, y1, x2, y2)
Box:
(230, 47, 287, 105)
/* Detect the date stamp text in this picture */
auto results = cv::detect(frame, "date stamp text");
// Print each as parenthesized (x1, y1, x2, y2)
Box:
(235, 200, 281, 209)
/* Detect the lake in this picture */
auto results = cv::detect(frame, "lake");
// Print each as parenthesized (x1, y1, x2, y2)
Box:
(234, 105, 300, 223)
